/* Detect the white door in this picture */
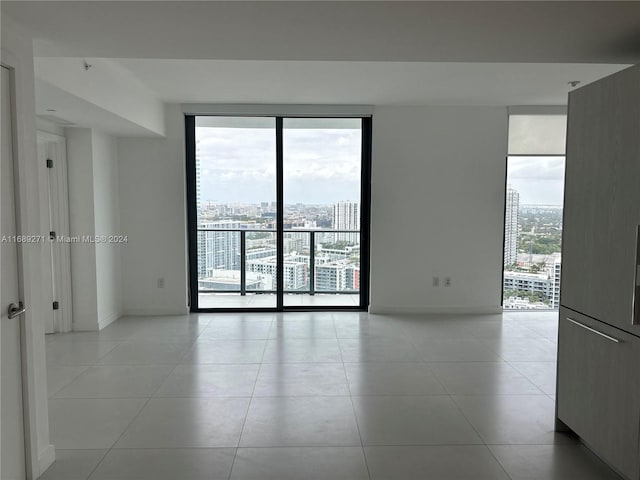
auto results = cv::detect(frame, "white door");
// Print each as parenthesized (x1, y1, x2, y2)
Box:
(1, 65, 27, 480)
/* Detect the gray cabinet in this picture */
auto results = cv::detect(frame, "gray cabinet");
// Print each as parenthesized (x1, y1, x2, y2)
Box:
(561, 65, 640, 334)
(558, 64, 640, 479)
(557, 307, 640, 479)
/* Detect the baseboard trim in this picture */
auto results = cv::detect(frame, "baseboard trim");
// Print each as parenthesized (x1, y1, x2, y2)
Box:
(122, 307, 190, 316)
(38, 444, 55, 476)
(98, 311, 121, 330)
(368, 305, 503, 315)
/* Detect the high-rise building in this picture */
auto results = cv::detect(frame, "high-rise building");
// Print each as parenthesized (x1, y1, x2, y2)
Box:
(504, 187, 520, 265)
(247, 257, 307, 291)
(333, 201, 360, 243)
(316, 263, 348, 291)
(199, 220, 242, 276)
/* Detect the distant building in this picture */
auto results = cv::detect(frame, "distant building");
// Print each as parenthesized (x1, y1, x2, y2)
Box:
(504, 187, 520, 265)
(247, 256, 307, 291)
(316, 263, 348, 291)
(198, 220, 242, 276)
(503, 255, 561, 309)
(333, 201, 359, 243)
(315, 261, 359, 292)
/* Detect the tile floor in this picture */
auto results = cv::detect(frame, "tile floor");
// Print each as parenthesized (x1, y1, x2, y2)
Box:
(41, 311, 622, 480)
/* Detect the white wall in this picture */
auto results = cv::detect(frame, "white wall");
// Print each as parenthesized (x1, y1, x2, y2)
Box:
(1, 13, 54, 477)
(369, 106, 508, 314)
(92, 131, 122, 328)
(66, 128, 123, 330)
(66, 128, 99, 330)
(115, 104, 508, 316)
(118, 104, 189, 315)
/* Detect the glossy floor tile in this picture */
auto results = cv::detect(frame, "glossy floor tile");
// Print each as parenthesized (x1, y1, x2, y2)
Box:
(262, 338, 342, 363)
(46, 341, 120, 366)
(155, 364, 260, 397)
(452, 395, 575, 445)
(114, 397, 250, 448)
(54, 365, 174, 398)
(489, 445, 622, 480)
(47, 365, 89, 397)
(41, 312, 622, 480)
(230, 447, 369, 480)
(429, 362, 542, 395)
(240, 396, 361, 447)
(344, 362, 446, 395)
(38, 450, 106, 480)
(48, 398, 147, 449)
(184, 340, 267, 364)
(97, 342, 192, 365)
(90, 448, 236, 480)
(339, 337, 424, 362)
(365, 445, 511, 480)
(253, 363, 350, 396)
(353, 395, 482, 445)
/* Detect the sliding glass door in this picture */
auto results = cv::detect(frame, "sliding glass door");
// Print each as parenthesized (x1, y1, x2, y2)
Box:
(186, 115, 371, 312)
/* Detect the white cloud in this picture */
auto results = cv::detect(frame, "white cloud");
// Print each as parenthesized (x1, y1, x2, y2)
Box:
(507, 156, 565, 205)
(196, 125, 361, 203)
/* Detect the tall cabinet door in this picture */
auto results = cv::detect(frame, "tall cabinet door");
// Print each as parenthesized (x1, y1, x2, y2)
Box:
(561, 65, 640, 333)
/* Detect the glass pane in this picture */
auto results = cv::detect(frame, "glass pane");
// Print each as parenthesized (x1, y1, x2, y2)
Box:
(503, 156, 565, 310)
(283, 118, 362, 308)
(508, 115, 567, 155)
(195, 116, 277, 309)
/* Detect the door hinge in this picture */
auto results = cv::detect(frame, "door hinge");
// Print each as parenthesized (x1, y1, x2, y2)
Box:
(46, 158, 53, 168)
(49, 231, 56, 240)
(53, 301, 59, 310)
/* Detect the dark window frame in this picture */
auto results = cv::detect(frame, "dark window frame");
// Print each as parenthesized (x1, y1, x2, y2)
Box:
(185, 114, 372, 313)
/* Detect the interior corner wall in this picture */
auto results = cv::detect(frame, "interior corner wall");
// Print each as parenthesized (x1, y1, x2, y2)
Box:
(66, 127, 99, 330)
(369, 106, 508, 314)
(117, 104, 189, 316)
(66, 128, 123, 330)
(91, 131, 123, 328)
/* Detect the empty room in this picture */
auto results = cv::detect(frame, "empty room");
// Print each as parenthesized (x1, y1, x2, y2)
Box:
(2, 1, 640, 479)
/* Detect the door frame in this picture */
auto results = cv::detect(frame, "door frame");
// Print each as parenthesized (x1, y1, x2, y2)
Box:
(185, 113, 372, 313)
(37, 131, 73, 333)
(2, 50, 55, 478)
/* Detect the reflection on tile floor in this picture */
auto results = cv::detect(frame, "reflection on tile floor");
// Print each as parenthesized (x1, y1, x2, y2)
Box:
(41, 311, 622, 480)
(198, 293, 360, 308)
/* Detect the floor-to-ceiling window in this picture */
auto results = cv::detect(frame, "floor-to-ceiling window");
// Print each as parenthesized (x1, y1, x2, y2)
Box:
(502, 114, 566, 310)
(186, 115, 371, 311)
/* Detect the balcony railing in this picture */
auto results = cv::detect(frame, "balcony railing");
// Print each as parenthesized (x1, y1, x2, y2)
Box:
(196, 228, 360, 296)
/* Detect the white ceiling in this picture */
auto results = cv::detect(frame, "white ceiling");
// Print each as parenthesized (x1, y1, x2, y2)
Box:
(5, 1, 640, 63)
(3, 1, 638, 135)
(35, 78, 164, 136)
(110, 59, 627, 106)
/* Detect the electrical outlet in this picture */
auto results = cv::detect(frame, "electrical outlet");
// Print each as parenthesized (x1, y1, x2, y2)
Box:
(432, 276, 440, 287)
(444, 277, 452, 287)
(157, 277, 165, 288)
